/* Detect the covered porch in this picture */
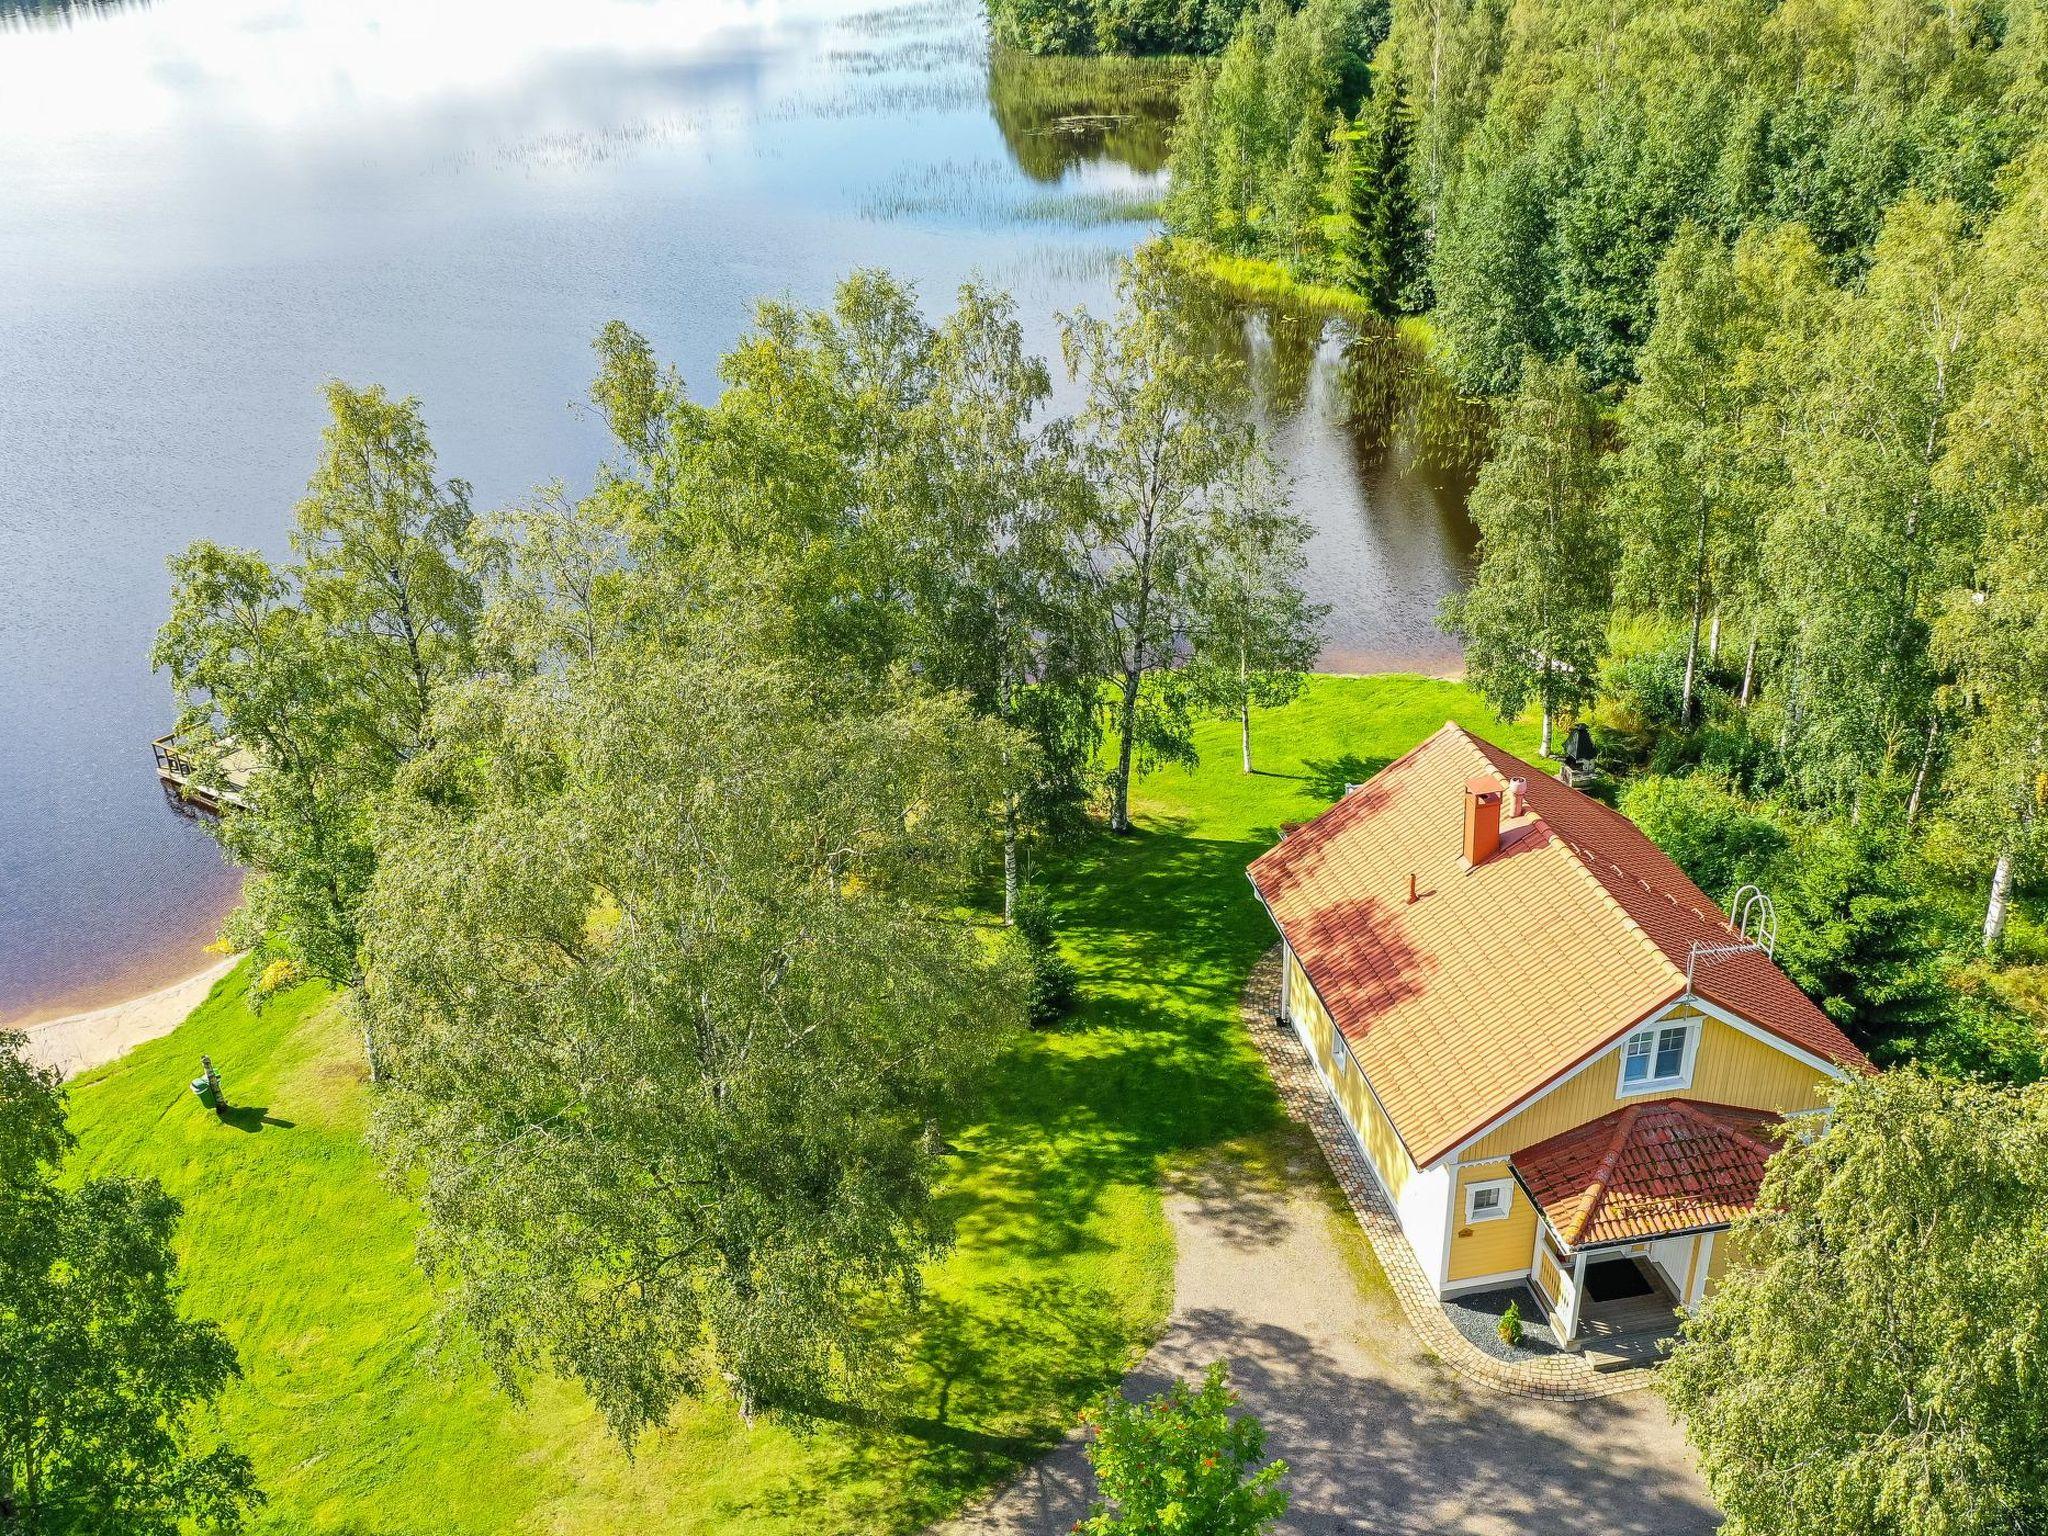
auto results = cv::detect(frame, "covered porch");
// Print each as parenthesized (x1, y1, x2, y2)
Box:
(1511, 1097, 1778, 1366)
(1529, 1231, 1717, 1367)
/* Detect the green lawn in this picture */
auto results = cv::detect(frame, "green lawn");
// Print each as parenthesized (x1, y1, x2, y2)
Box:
(64, 675, 1539, 1535)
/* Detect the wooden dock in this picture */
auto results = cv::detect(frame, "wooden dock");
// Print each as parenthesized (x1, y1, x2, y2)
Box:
(152, 733, 256, 815)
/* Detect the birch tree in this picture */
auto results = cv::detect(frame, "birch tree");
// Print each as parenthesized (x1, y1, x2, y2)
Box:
(1439, 353, 1612, 755)
(1662, 1070, 2048, 1536)
(1063, 246, 1285, 832)
(1761, 196, 1980, 814)
(0, 1036, 260, 1535)
(156, 385, 478, 1075)
(1610, 224, 1749, 724)
(362, 651, 1029, 1439)
(1187, 503, 1325, 774)
(1934, 153, 2048, 949)
(909, 285, 1098, 919)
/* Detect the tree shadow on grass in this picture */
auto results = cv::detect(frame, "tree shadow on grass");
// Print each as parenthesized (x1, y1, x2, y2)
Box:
(757, 809, 1433, 1529)
(735, 1277, 1131, 1530)
(939, 818, 1291, 1263)
(216, 1103, 295, 1133)
(1298, 753, 1394, 801)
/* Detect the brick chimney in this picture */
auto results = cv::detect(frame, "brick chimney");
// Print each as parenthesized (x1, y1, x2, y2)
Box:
(1463, 775, 1503, 866)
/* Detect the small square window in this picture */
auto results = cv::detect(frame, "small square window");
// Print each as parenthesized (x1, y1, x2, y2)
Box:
(1619, 1020, 1692, 1093)
(1465, 1177, 1512, 1223)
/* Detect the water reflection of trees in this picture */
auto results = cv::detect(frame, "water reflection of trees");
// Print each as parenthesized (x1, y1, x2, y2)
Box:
(1147, 257, 1494, 474)
(986, 50, 1185, 183)
(0, 0, 151, 27)
(1340, 323, 1493, 472)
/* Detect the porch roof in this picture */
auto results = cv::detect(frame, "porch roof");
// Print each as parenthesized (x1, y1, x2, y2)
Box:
(1511, 1098, 1783, 1249)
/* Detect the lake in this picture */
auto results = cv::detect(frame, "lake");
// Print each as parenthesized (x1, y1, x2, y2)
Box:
(0, 0, 1475, 1023)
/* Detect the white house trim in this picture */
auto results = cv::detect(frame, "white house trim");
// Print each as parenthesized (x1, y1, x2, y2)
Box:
(1463, 1176, 1515, 1224)
(1687, 1231, 1716, 1306)
(1442, 1267, 1534, 1297)
(1450, 989, 1853, 1163)
(1678, 993, 1861, 1084)
(1613, 1013, 1705, 1099)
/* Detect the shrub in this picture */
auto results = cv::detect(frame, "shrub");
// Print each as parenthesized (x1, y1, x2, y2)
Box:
(1599, 642, 1690, 760)
(1013, 885, 1081, 1027)
(1619, 775, 1788, 904)
(1079, 1361, 1288, 1536)
(1497, 1298, 1524, 1348)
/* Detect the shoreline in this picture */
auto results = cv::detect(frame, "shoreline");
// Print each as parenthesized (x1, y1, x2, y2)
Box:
(10, 955, 242, 1081)
(1, 669, 1459, 1084)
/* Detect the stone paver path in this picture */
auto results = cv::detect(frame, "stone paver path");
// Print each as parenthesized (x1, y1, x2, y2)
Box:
(937, 951, 1714, 1535)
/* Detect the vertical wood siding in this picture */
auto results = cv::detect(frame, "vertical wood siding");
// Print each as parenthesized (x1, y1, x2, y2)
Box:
(1463, 1006, 1837, 1162)
(1287, 954, 1417, 1199)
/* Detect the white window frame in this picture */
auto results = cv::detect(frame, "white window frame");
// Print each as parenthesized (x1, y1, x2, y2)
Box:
(1464, 1177, 1513, 1224)
(1615, 1016, 1699, 1097)
(1330, 1026, 1350, 1077)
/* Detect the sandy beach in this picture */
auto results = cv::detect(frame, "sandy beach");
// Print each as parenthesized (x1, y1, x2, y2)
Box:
(9, 955, 241, 1081)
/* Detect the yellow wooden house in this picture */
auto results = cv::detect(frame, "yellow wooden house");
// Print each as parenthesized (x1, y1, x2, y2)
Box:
(1247, 724, 1870, 1353)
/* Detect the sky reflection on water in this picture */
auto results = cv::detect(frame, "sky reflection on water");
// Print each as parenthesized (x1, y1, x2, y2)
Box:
(0, 0, 1471, 1020)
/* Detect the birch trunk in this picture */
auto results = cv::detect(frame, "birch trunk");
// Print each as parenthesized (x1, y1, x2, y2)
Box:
(1741, 631, 1757, 706)
(1002, 797, 1020, 924)
(1238, 640, 1252, 774)
(1681, 507, 1709, 725)
(1906, 714, 1940, 827)
(1984, 847, 2014, 951)
(1110, 667, 1141, 834)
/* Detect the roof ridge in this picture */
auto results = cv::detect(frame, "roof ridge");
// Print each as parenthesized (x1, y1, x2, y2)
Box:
(1564, 1103, 1642, 1246)
(1540, 820, 1688, 991)
(1464, 737, 1689, 990)
(1339, 720, 1473, 805)
(1666, 1097, 1781, 1157)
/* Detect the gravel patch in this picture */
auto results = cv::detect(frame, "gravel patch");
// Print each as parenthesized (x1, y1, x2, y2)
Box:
(1442, 1283, 1566, 1362)
(938, 1156, 1716, 1535)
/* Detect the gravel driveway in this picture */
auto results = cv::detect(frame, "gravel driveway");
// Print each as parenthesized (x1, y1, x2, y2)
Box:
(937, 1142, 1721, 1535)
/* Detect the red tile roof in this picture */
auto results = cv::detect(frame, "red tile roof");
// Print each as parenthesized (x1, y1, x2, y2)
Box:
(1511, 1098, 1782, 1247)
(1246, 723, 1867, 1168)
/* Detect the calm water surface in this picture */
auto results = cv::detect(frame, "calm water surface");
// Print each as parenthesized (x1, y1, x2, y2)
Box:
(0, 0, 1473, 1022)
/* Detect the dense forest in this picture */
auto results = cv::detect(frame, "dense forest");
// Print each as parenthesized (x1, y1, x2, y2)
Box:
(987, 0, 1264, 55)
(1101, 0, 2048, 1084)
